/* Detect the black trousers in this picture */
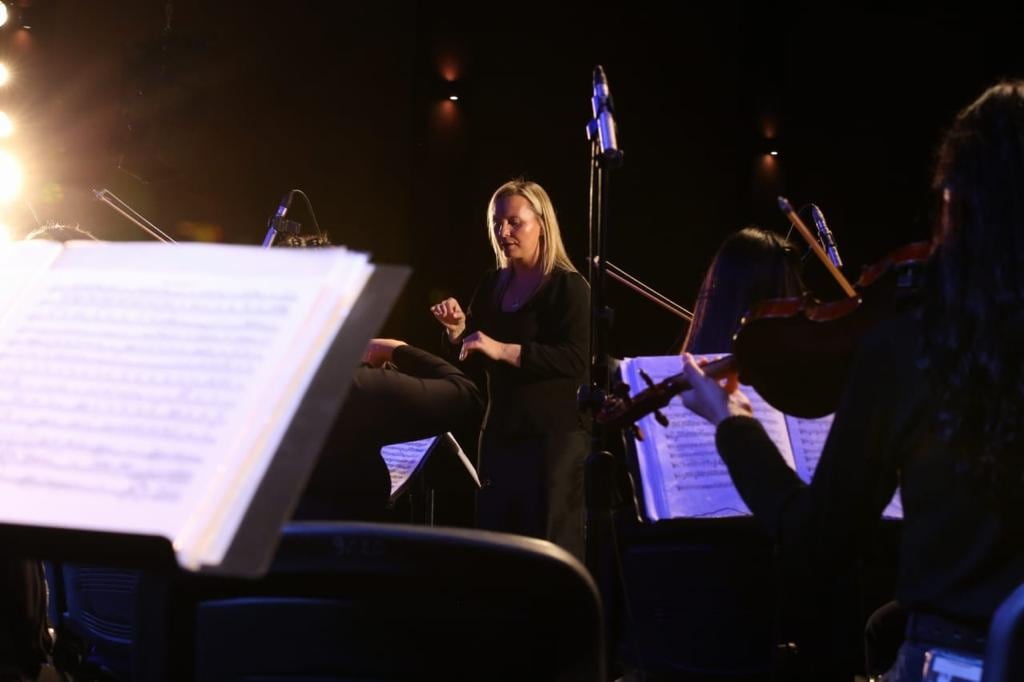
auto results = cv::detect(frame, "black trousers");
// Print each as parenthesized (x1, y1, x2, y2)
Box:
(476, 429, 589, 562)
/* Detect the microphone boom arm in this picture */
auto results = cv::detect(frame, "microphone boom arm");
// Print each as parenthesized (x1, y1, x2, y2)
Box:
(93, 189, 176, 243)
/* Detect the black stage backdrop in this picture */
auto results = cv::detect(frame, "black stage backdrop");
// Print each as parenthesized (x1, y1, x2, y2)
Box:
(8, 1, 1023, 357)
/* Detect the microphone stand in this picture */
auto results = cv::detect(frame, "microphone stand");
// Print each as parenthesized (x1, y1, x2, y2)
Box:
(92, 189, 176, 243)
(580, 68, 696, 662)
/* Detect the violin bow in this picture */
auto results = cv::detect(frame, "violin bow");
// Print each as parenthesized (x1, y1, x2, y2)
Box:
(778, 197, 857, 298)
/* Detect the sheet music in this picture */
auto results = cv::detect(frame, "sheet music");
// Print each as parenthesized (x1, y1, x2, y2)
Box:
(785, 414, 835, 482)
(0, 242, 373, 569)
(444, 433, 481, 488)
(785, 414, 903, 519)
(381, 436, 437, 500)
(625, 356, 796, 521)
(0, 240, 62, 313)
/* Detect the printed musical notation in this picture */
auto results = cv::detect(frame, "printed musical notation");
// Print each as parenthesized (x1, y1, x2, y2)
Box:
(0, 279, 300, 505)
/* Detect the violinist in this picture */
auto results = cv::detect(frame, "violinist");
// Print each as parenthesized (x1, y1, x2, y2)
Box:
(680, 81, 1024, 681)
(681, 225, 804, 354)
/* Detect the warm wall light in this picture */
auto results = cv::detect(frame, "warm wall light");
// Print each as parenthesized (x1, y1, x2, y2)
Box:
(0, 64, 8, 86)
(0, 112, 14, 137)
(0, 4, 8, 29)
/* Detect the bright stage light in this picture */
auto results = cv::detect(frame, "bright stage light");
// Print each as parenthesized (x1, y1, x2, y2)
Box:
(0, 151, 22, 202)
(0, 223, 10, 243)
(0, 64, 9, 87)
(0, 112, 13, 137)
(0, 4, 8, 29)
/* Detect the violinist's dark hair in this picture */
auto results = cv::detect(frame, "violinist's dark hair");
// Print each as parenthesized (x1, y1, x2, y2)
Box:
(923, 80, 1024, 502)
(681, 226, 804, 354)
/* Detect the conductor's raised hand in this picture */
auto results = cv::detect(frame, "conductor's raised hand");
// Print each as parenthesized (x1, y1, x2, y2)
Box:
(431, 297, 466, 341)
(679, 353, 753, 425)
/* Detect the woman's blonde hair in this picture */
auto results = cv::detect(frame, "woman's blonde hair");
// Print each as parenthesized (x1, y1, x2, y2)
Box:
(486, 179, 577, 275)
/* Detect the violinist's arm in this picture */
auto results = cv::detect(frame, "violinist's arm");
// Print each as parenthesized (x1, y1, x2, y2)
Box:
(682, 346, 897, 567)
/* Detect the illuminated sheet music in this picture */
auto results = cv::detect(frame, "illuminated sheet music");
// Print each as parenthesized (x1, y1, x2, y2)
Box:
(0, 241, 373, 569)
(626, 355, 794, 520)
(625, 355, 903, 522)
(382, 436, 437, 500)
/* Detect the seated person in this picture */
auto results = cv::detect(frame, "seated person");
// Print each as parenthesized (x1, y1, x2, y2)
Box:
(680, 225, 804, 354)
(296, 339, 482, 520)
(679, 81, 1024, 681)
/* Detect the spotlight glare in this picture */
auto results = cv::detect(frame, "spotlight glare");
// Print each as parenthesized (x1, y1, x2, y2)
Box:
(0, 151, 22, 202)
(0, 223, 10, 243)
(448, 95, 459, 101)
(0, 64, 9, 87)
(0, 112, 13, 137)
(769, 150, 779, 156)
(0, 5, 8, 29)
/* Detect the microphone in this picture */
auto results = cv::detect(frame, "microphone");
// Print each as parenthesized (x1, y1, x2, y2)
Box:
(262, 190, 295, 248)
(589, 65, 623, 168)
(810, 204, 843, 268)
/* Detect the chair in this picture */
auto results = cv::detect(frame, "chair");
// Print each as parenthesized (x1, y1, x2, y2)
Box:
(57, 565, 140, 679)
(193, 522, 604, 681)
(982, 582, 1024, 682)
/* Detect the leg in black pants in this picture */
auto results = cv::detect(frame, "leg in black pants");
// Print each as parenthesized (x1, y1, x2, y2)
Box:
(297, 345, 482, 520)
(477, 429, 588, 562)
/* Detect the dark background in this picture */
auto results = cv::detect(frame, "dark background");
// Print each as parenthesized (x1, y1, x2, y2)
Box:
(3, 1, 1021, 356)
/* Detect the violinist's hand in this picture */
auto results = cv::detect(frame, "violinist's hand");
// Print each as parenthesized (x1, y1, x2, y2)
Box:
(363, 338, 407, 368)
(679, 353, 753, 425)
(459, 331, 520, 366)
(431, 297, 466, 342)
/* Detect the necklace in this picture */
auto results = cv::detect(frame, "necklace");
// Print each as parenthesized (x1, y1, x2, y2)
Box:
(505, 274, 542, 310)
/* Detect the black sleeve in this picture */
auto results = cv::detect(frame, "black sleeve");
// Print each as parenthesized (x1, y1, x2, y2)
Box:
(440, 271, 492, 362)
(519, 271, 590, 381)
(714, 334, 899, 566)
(392, 344, 470, 382)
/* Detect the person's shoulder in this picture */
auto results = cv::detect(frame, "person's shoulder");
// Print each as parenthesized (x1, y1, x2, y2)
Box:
(550, 267, 589, 292)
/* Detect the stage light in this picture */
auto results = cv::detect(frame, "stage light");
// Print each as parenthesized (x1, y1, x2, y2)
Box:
(0, 151, 22, 202)
(448, 95, 459, 101)
(0, 112, 13, 137)
(769, 150, 779, 156)
(0, 223, 10, 243)
(0, 64, 9, 87)
(0, 4, 8, 29)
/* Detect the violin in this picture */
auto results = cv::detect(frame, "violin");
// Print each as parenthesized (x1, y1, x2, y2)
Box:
(596, 202, 931, 430)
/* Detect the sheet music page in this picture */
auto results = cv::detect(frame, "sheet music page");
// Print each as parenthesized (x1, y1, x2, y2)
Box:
(784, 414, 903, 519)
(0, 240, 62, 313)
(0, 242, 372, 570)
(381, 436, 437, 500)
(443, 432, 481, 488)
(626, 355, 796, 521)
(784, 414, 835, 482)
(882, 492, 903, 520)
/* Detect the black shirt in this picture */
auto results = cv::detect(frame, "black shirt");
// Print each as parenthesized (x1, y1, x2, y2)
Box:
(715, 310, 1024, 624)
(457, 267, 590, 438)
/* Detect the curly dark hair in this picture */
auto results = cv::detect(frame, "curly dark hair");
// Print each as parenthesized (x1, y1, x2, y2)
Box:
(923, 80, 1024, 502)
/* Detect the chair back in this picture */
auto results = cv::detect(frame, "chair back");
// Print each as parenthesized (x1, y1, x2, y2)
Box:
(194, 522, 604, 681)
